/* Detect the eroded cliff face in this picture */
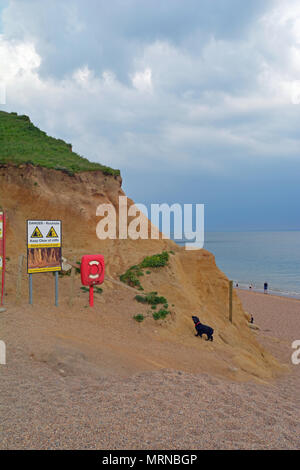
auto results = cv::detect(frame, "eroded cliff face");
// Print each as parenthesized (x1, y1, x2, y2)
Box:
(0, 164, 283, 381)
(0, 163, 124, 254)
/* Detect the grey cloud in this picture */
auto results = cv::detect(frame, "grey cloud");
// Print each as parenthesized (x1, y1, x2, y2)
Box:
(2, 0, 272, 81)
(1, 0, 300, 229)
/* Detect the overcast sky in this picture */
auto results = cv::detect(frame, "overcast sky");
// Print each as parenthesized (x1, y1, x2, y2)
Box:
(1, 0, 300, 230)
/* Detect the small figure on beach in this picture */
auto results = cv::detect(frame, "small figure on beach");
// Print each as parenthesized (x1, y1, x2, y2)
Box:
(192, 316, 214, 341)
(236, 282, 239, 288)
(249, 284, 252, 290)
(264, 282, 268, 294)
(250, 314, 254, 324)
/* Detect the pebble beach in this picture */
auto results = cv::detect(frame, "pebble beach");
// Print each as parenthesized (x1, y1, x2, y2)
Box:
(1, 289, 299, 450)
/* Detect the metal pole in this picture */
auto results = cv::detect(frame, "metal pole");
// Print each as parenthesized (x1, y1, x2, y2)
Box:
(229, 280, 233, 323)
(89, 285, 94, 307)
(16, 254, 24, 304)
(1, 212, 5, 306)
(69, 258, 76, 308)
(29, 273, 33, 305)
(3, 212, 5, 305)
(55, 271, 58, 307)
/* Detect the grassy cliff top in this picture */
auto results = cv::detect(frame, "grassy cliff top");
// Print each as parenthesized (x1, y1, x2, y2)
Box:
(0, 111, 120, 176)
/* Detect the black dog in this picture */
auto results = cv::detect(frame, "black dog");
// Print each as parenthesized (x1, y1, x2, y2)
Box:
(192, 316, 214, 341)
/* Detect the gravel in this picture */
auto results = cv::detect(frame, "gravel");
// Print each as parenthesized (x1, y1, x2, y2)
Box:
(1, 290, 299, 450)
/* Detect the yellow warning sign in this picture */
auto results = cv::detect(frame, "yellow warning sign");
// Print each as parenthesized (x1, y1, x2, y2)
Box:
(46, 226, 58, 238)
(27, 220, 62, 274)
(31, 226, 43, 238)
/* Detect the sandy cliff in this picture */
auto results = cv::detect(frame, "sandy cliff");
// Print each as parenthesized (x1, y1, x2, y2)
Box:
(0, 164, 283, 381)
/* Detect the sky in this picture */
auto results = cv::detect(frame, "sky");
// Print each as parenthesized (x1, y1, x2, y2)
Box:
(0, 0, 300, 230)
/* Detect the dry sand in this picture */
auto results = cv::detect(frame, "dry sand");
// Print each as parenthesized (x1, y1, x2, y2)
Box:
(1, 288, 299, 450)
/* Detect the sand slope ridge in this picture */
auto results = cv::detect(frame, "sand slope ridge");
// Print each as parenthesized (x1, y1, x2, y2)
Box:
(0, 164, 284, 382)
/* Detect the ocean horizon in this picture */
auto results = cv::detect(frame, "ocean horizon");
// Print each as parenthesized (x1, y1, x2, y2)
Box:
(174, 231, 300, 298)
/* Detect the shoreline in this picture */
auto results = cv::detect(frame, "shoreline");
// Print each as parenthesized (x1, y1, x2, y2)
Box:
(175, 242, 300, 301)
(236, 289, 300, 367)
(235, 286, 300, 301)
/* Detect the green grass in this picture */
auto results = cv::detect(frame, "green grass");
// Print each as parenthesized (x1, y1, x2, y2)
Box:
(80, 286, 89, 292)
(134, 291, 167, 306)
(58, 270, 71, 277)
(120, 252, 172, 323)
(133, 314, 144, 323)
(119, 265, 144, 288)
(119, 251, 169, 288)
(75, 262, 81, 274)
(134, 294, 147, 303)
(152, 308, 170, 320)
(80, 286, 103, 294)
(0, 111, 120, 176)
(140, 251, 169, 268)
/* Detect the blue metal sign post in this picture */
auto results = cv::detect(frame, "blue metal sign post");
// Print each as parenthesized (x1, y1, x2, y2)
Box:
(55, 271, 59, 307)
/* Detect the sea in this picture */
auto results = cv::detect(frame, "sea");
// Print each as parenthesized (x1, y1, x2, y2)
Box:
(175, 231, 300, 299)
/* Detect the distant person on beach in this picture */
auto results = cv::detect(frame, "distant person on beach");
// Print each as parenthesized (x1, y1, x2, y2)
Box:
(236, 282, 239, 288)
(264, 282, 268, 294)
(250, 314, 254, 324)
(249, 284, 252, 290)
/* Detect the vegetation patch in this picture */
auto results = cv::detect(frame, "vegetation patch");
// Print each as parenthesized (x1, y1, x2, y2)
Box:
(0, 111, 120, 176)
(119, 251, 169, 288)
(75, 262, 81, 274)
(134, 292, 171, 321)
(58, 270, 71, 277)
(153, 308, 171, 320)
(80, 286, 103, 294)
(133, 314, 144, 323)
(140, 251, 169, 268)
(80, 286, 89, 292)
(135, 291, 167, 306)
(119, 252, 169, 289)
(119, 265, 144, 288)
(119, 251, 173, 324)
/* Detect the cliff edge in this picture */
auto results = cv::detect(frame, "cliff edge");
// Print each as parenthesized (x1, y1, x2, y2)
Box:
(0, 112, 283, 382)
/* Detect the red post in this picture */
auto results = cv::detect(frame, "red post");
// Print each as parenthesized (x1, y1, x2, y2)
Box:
(0, 212, 5, 306)
(89, 285, 94, 307)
